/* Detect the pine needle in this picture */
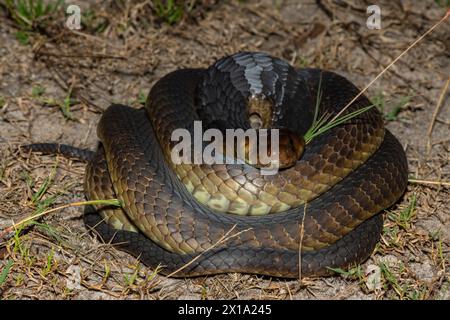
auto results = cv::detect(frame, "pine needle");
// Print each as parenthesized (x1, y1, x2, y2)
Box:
(304, 104, 375, 144)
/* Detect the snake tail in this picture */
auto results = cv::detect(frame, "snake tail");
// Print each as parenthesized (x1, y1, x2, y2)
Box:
(21, 143, 95, 162)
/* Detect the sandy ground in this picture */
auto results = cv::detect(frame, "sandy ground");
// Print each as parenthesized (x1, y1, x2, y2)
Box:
(0, 0, 449, 299)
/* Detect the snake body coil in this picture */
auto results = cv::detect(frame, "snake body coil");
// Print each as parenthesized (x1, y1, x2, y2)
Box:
(30, 52, 408, 277)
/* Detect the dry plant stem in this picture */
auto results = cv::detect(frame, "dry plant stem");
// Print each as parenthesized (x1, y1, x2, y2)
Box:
(0, 199, 120, 240)
(328, 10, 450, 125)
(408, 179, 450, 187)
(427, 77, 450, 153)
(298, 203, 308, 281)
(165, 225, 252, 278)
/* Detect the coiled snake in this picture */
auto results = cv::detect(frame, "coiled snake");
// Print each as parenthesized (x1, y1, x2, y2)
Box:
(27, 52, 408, 278)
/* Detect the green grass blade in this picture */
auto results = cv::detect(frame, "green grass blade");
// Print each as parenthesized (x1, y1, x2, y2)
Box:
(31, 162, 57, 204)
(0, 260, 14, 287)
(304, 112, 331, 143)
(312, 72, 323, 126)
(319, 104, 375, 130)
(35, 0, 44, 18)
(385, 95, 410, 121)
(85, 199, 122, 207)
(305, 104, 375, 144)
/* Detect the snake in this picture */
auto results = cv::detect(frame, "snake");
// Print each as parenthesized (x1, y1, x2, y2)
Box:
(25, 52, 408, 278)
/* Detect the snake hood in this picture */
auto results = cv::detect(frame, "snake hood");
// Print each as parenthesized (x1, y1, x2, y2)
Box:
(198, 52, 315, 135)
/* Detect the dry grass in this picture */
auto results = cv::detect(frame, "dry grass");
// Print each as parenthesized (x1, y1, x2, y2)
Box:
(0, 0, 449, 300)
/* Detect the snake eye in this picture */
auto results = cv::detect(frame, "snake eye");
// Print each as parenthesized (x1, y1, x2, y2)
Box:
(249, 113, 263, 129)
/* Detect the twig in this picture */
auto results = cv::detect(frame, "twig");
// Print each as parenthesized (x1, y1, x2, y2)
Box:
(298, 203, 307, 281)
(328, 9, 450, 125)
(408, 178, 450, 187)
(49, 67, 105, 113)
(164, 225, 252, 278)
(39, 51, 127, 60)
(427, 77, 450, 153)
(316, 0, 333, 20)
(68, 30, 115, 47)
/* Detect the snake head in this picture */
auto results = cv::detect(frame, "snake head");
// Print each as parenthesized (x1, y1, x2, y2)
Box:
(274, 128, 305, 168)
(239, 128, 305, 170)
(247, 95, 274, 129)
